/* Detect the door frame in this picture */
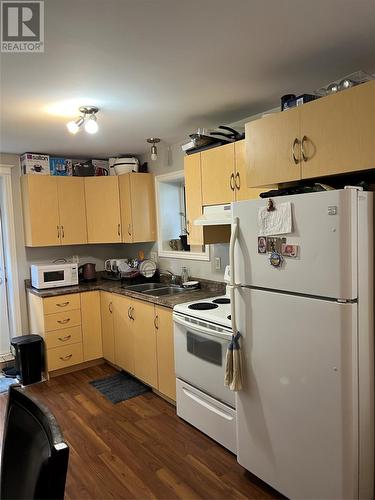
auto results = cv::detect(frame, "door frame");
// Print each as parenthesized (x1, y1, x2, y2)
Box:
(0, 165, 22, 342)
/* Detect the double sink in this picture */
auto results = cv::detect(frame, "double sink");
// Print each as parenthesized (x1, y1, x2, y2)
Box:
(122, 282, 190, 297)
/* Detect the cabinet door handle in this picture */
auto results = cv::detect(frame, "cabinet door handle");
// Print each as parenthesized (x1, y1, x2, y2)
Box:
(56, 302, 69, 308)
(59, 354, 72, 361)
(57, 318, 70, 325)
(235, 172, 240, 190)
(128, 306, 132, 319)
(61, 225, 65, 238)
(292, 138, 300, 164)
(58, 335, 71, 342)
(301, 135, 308, 162)
(109, 302, 113, 314)
(230, 173, 235, 191)
(57, 225, 60, 239)
(154, 315, 159, 330)
(117, 223, 121, 236)
(128, 224, 132, 236)
(131, 307, 135, 321)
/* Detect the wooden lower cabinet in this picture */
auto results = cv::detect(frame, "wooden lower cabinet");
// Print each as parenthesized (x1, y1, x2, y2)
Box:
(28, 291, 103, 375)
(100, 291, 115, 364)
(132, 299, 158, 388)
(99, 292, 176, 400)
(155, 306, 176, 400)
(113, 294, 134, 375)
(81, 291, 103, 361)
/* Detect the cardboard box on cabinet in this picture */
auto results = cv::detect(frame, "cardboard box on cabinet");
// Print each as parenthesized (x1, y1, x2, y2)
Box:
(21, 153, 50, 175)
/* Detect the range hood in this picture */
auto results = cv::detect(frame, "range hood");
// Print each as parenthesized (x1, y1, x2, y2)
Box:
(193, 204, 232, 244)
(194, 204, 232, 226)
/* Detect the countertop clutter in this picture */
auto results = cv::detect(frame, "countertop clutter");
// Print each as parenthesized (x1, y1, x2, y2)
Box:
(25, 278, 225, 309)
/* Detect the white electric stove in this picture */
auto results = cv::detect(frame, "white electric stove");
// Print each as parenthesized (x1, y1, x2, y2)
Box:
(173, 295, 237, 453)
(173, 295, 232, 330)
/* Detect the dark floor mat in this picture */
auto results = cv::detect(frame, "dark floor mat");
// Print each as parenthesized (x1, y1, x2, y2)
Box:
(89, 371, 150, 404)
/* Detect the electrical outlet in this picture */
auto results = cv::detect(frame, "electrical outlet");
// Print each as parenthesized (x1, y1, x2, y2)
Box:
(214, 257, 221, 270)
(151, 251, 158, 262)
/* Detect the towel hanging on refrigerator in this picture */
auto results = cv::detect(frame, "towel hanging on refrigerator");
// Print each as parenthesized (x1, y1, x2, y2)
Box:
(224, 332, 243, 391)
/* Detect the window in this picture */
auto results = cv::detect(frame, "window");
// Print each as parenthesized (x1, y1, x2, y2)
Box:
(155, 171, 209, 260)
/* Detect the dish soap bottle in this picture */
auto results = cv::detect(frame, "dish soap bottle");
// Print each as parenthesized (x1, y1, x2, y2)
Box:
(181, 266, 189, 285)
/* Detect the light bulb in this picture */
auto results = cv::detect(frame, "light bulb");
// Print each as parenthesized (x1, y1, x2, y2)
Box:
(85, 115, 98, 134)
(66, 116, 84, 134)
(151, 144, 157, 161)
(66, 120, 79, 134)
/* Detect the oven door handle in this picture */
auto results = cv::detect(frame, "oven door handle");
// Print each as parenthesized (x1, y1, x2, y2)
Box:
(173, 315, 232, 341)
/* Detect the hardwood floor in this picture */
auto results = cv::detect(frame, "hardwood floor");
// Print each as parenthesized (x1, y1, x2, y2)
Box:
(0, 364, 280, 499)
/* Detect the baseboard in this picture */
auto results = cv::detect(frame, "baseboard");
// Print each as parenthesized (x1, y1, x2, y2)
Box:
(49, 358, 105, 378)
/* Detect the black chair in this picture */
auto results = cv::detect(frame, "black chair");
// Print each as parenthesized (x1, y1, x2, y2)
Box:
(0, 384, 69, 500)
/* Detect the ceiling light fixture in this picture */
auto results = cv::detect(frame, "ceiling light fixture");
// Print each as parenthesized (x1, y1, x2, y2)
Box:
(66, 106, 99, 135)
(147, 138, 160, 161)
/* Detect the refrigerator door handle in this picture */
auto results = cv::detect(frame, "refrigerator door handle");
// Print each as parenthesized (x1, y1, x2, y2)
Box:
(229, 217, 239, 333)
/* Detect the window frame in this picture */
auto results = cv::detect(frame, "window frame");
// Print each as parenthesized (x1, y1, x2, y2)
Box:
(155, 170, 210, 261)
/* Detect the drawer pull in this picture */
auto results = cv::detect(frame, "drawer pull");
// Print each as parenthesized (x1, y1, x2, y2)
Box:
(59, 354, 72, 361)
(292, 137, 300, 164)
(229, 173, 235, 191)
(58, 335, 71, 342)
(57, 318, 70, 325)
(301, 135, 308, 162)
(56, 302, 70, 308)
(235, 172, 240, 190)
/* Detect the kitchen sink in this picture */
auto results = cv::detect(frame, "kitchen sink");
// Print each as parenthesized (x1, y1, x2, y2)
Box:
(143, 286, 189, 296)
(122, 282, 167, 292)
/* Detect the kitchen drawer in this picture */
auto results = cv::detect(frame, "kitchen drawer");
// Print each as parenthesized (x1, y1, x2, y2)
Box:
(47, 342, 83, 371)
(44, 309, 81, 332)
(45, 325, 82, 350)
(176, 378, 237, 453)
(43, 294, 81, 315)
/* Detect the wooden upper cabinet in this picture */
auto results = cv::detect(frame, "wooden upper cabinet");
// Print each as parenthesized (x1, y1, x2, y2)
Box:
(85, 177, 122, 244)
(57, 177, 87, 245)
(119, 173, 157, 243)
(81, 291, 102, 362)
(201, 142, 235, 205)
(132, 299, 158, 388)
(246, 107, 301, 187)
(155, 306, 176, 400)
(21, 175, 60, 247)
(118, 173, 132, 243)
(246, 81, 375, 187)
(300, 80, 375, 179)
(184, 153, 203, 246)
(234, 140, 268, 201)
(100, 291, 115, 364)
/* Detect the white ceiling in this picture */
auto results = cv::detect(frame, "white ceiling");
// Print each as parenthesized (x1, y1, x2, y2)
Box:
(1, 0, 375, 157)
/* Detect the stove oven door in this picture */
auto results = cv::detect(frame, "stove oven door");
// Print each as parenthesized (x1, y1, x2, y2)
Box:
(173, 314, 235, 408)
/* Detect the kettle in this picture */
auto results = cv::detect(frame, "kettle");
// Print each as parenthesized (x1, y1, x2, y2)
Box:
(78, 263, 97, 282)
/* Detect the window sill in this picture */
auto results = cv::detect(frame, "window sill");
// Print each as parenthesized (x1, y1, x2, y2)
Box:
(158, 249, 210, 261)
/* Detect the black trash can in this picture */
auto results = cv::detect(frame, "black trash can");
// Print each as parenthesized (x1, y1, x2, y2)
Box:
(11, 335, 44, 385)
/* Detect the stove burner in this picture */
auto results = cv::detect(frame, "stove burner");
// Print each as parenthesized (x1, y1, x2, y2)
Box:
(188, 303, 219, 311)
(227, 315, 231, 320)
(212, 298, 230, 305)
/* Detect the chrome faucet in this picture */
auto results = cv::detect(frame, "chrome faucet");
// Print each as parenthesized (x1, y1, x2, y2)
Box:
(160, 269, 178, 285)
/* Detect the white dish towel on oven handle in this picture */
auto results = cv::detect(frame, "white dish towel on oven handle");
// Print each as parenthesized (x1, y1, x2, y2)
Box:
(225, 217, 243, 391)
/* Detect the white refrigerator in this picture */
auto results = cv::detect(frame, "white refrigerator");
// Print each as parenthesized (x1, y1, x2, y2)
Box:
(231, 188, 374, 499)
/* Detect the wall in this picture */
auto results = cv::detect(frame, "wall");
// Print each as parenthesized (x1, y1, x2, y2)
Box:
(139, 143, 230, 281)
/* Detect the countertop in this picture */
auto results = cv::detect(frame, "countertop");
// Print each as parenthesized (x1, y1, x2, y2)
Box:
(25, 278, 225, 310)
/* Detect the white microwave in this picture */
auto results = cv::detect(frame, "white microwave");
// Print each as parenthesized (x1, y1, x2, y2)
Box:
(31, 263, 78, 289)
